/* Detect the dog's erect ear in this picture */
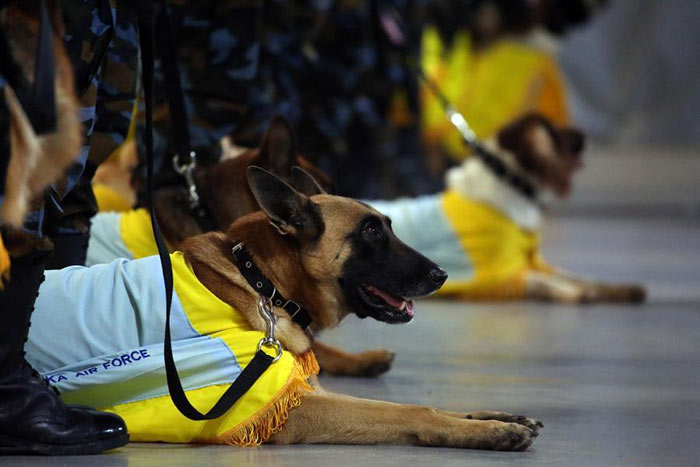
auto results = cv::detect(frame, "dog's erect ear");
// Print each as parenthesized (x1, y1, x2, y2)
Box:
(258, 116, 296, 176)
(247, 166, 324, 241)
(290, 166, 326, 196)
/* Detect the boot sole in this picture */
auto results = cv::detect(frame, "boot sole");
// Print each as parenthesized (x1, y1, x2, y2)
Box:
(0, 432, 129, 455)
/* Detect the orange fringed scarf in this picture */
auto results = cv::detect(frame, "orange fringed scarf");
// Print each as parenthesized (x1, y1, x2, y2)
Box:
(213, 350, 319, 446)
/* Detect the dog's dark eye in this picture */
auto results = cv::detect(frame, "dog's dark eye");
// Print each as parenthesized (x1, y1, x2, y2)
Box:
(362, 221, 381, 239)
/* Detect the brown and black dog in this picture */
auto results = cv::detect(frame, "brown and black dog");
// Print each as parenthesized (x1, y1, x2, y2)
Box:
(29, 166, 542, 449)
(87, 118, 397, 378)
(201, 168, 540, 449)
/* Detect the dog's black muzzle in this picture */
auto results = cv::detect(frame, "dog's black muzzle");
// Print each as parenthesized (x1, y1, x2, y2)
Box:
(340, 237, 448, 324)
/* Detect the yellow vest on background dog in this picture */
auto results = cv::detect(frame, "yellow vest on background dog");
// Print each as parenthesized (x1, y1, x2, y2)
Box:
(86, 208, 161, 265)
(26, 252, 318, 445)
(369, 152, 552, 300)
(421, 27, 569, 160)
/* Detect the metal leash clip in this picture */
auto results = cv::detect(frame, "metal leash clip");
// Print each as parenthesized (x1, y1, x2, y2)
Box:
(172, 150, 201, 210)
(257, 296, 283, 363)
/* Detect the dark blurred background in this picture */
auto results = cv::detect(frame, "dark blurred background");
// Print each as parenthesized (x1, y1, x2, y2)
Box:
(125, 0, 698, 208)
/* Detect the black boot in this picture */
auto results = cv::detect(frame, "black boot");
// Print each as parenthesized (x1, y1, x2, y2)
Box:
(0, 250, 129, 455)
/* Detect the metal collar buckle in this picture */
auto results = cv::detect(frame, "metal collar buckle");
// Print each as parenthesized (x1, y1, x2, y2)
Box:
(231, 242, 243, 256)
(233, 241, 312, 331)
(267, 288, 300, 319)
(257, 296, 283, 363)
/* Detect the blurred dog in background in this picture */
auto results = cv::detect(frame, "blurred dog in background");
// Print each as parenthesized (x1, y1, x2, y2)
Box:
(370, 113, 646, 303)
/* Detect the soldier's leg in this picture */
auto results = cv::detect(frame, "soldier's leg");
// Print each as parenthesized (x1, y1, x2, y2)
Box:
(0, 0, 131, 454)
(44, 165, 98, 269)
(0, 215, 129, 455)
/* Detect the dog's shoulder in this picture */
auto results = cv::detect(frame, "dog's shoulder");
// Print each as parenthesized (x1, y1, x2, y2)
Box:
(182, 230, 313, 355)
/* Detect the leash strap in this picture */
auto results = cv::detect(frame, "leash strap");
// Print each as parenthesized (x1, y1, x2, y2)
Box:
(154, 5, 218, 231)
(139, 2, 274, 421)
(232, 243, 313, 330)
(377, 6, 537, 200)
(154, 7, 191, 167)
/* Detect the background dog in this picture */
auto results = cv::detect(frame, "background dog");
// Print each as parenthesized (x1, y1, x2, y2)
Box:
(87, 117, 330, 264)
(370, 113, 646, 303)
(28, 166, 542, 450)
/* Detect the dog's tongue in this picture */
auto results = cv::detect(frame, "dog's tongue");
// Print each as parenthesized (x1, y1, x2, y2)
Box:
(367, 285, 414, 316)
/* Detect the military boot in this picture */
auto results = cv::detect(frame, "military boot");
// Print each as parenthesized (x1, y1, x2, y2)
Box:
(0, 249, 129, 455)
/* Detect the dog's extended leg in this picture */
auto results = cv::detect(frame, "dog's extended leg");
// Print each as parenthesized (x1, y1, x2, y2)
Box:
(268, 391, 538, 450)
(525, 270, 645, 304)
(582, 281, 646, 303)
(312, 340, 395, 377)
(554, 269, 646, 303)
(430, 409, 543, 432)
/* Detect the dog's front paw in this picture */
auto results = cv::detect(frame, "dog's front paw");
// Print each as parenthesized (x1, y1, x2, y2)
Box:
(620, 284, 646, 303)
(465, 411, 543, 434)
(353, 349, 396, 377)
(318, 348, 396, 378)
(491, 422, 537, 451)
(510, 415, 544, 432)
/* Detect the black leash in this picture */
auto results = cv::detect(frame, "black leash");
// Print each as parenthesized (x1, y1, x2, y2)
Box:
(377, 6, 538, 200)
(138, 2, 276, 421)
(231, 243, 313, 330)
(153, 5, 218, 232)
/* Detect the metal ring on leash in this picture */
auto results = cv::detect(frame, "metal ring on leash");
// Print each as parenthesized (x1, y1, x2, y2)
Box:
(257, 336, 283, 363)
(257, 296, 283, 363)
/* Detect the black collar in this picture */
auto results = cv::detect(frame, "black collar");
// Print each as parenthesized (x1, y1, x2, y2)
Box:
(472, 143, 538, 200)
(231, 242, 313, 330)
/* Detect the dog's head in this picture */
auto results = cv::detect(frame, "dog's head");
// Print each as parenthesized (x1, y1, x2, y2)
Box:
(497, 113, 585, 198)
(241, 166, 447, 326)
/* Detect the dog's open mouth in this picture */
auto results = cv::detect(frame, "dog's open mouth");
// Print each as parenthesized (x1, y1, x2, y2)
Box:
(357, 283, 414, 323)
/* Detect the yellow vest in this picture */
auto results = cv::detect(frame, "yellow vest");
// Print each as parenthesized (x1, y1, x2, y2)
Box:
(437, 190, 549, 299)
(93, 183, 133, 213)
(103, 252, 318, 445)
(119, 208, 163, 259)
(421, 28, 569, 160)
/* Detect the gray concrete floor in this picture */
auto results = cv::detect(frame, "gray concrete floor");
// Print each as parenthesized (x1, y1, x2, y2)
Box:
(3, 147, 700, 466)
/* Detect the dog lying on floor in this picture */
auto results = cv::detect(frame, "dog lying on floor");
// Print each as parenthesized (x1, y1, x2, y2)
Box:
(87, 117, 397, 378)
(369, 113, 646, 303)
(26, 167, 542, 450)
